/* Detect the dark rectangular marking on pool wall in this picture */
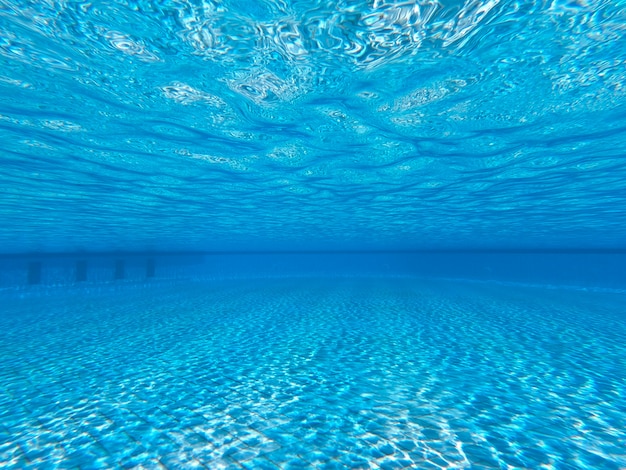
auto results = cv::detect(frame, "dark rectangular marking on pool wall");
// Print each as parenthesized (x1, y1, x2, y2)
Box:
(146, 258, 155, 278)
(27, 261, 41, 285)
(76, 260, 87, 282)
(114, 259, 125, 280)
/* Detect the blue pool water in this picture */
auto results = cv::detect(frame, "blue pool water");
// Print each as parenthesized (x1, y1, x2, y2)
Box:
(2, 0, 626, 468)
(2, 278, 625, 469)
(1, 0, 626, 251)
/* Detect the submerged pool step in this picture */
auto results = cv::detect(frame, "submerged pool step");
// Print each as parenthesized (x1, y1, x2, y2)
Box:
(0, 252, 208, 289)
(146, 258, 155, 278)
(27, 261, 41, 285)
(7, 257, 174, 287)
(114, 259, 125, 280)
(76, 260, 87, 282)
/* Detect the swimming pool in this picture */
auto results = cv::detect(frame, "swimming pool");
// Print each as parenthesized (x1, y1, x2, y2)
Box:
(2, 277, 624, 468)
(2, 0, 626, 468)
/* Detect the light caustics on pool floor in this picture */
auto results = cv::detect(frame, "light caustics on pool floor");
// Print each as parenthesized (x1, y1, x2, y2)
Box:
(0, 278, 625, 469)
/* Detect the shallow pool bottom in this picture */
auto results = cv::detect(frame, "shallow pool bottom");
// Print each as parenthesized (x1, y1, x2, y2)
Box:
(1, 277, 625, 469)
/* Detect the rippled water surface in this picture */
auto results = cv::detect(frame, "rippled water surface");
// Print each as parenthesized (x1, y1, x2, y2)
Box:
(1, 0, 626, 251)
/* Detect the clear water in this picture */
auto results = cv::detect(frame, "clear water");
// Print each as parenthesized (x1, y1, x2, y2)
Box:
(2, 1, 626, 469)
(2, 278, 625, 469)
(1, 0, 626, 251)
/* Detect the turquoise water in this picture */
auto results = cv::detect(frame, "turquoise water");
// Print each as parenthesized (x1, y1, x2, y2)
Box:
(1, 0, 626, 251)
(2, 1, 626, 469)
(2, 278, 625, 468)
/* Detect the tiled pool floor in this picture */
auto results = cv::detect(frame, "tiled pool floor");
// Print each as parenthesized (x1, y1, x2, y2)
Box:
(1, 278, 625, 469)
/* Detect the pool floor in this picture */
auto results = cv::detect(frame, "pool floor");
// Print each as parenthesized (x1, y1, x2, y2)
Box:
(1, 278, 625, 469)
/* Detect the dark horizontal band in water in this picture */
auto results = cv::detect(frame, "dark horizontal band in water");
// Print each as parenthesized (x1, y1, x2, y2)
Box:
(1, 248, 626, 259)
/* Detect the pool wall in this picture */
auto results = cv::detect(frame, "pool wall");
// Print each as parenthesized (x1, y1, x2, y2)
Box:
(1, 251, 624, 292)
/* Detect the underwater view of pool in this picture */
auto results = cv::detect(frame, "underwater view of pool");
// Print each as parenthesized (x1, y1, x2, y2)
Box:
(2, 0, 626, 468)
(2, 277, 625, 468)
